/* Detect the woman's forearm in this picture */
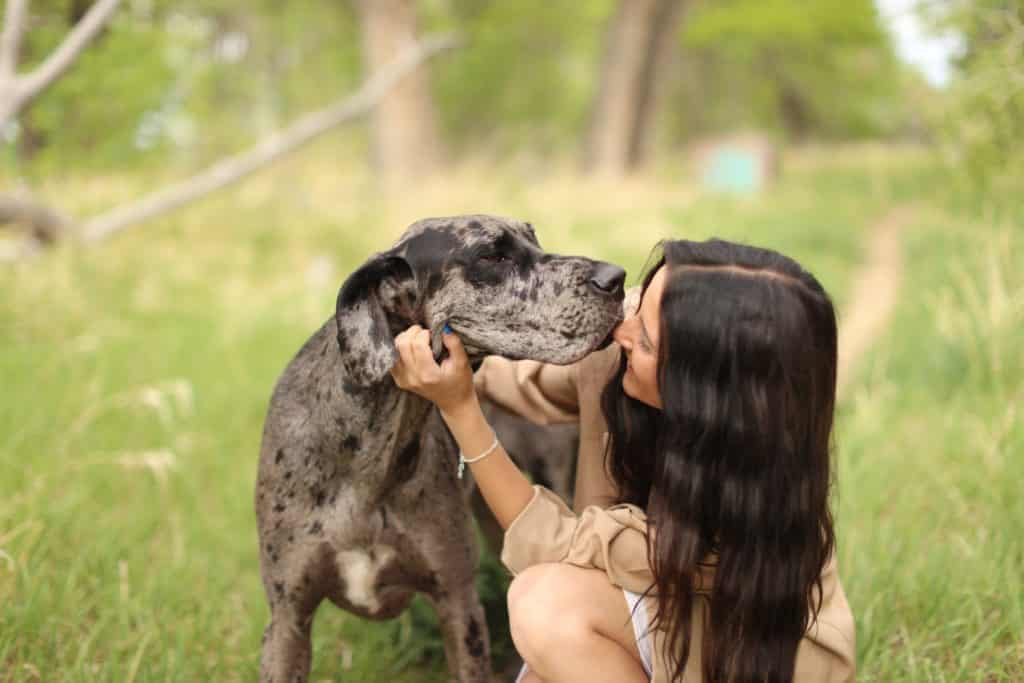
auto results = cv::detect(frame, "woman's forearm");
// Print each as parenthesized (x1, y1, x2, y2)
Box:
(440, 398, 536, 530)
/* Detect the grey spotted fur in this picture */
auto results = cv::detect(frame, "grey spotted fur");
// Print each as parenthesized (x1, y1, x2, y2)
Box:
(255, 215, 624, 682)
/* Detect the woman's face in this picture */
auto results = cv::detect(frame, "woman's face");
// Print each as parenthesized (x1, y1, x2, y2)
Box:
(613, 265, 666, 409)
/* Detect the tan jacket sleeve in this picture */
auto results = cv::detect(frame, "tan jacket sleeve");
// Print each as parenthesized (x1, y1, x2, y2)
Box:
(500, 485, 654, 595)
(473, 357, 579, 425)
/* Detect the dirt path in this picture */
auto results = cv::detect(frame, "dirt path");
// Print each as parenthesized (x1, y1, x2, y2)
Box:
(836, 207, 910, 398)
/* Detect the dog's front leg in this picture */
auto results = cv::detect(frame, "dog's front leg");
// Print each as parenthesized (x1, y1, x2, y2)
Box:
(260, 601, 315, 683)
(427, 575, 492, 683)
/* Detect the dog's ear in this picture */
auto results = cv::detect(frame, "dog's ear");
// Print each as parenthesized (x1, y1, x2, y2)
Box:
(335, 253, 416, 387)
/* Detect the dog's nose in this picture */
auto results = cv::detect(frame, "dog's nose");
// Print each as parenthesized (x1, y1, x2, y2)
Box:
(589, 263, 626, 296)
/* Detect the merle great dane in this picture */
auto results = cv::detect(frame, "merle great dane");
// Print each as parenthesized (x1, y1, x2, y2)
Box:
(255, 215, 624, 682)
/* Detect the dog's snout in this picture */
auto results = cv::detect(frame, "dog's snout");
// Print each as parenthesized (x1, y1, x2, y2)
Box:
(588, 263, 626, 296)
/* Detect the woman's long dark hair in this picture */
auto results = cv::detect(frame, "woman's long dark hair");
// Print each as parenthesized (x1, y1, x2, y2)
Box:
(602, 239, 838, 683)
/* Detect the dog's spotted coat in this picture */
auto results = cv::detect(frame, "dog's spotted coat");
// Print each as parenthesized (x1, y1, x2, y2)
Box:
(255, 215, 624, 682)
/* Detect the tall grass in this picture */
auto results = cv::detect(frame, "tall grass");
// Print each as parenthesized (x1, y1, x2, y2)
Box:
(838, 213, 1023, 680)
(1, 144, 1018, 680)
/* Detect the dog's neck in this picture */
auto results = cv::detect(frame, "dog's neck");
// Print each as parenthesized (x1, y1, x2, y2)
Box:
(303, 321, 439, 493)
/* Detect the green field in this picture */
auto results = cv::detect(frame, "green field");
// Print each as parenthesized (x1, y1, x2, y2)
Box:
(1, 145, 1021, 681)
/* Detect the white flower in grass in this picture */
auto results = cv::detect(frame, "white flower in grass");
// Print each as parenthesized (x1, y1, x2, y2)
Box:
(116, 449, 178, 483)
(135, 379, 195, 426)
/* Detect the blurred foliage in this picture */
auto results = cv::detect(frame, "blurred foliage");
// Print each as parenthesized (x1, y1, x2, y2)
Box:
(424, 0, 613, 156)
(4, 0, 921, 174)
(9, 0, 364, 173)
(935, 0, 1024, 192)
(171, 0, 363, 159)
(672, 0, 909, 141)
(10, 0, 1018, 197)
(16, 1, 177, 172)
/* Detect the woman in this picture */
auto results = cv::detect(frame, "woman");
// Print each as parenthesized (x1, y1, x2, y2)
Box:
(390, 239, 855, 683)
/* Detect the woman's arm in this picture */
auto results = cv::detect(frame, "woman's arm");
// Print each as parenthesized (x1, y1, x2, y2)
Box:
(571, 343, 622, 511)
(476, 353, 618, 513)
(439, 398, 536, 529)
(390, 325, 653, 592)
(473, 345, 623, 512)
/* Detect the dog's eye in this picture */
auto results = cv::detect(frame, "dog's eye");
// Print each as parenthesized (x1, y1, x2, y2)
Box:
(479, 253, 509, 265)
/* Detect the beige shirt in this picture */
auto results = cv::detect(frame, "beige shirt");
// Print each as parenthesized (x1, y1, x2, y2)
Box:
(474, 352, 856, 683)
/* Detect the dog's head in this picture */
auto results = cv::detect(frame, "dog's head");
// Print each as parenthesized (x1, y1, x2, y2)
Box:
(335, 214, 625, 387)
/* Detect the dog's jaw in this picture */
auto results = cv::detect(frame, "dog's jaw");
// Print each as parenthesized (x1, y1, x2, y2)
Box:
(443, 310, 622, 367)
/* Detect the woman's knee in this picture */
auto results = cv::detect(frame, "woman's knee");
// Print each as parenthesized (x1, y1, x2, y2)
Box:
(509, 564, 574, 621)
(507, 564, 593, 659)
(508, 565, 548, 656)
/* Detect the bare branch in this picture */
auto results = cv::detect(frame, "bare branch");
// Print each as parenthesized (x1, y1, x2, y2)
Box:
(0, 192, 71, 242)
(81, 33, 458, 244)
(0, 191, 68, 263)
(0, 32, 457, 261)
(0, 0, 28, 79)
(14, 0, 121, 117)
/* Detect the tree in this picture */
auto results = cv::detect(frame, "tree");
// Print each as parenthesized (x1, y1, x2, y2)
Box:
(675, 0, 901, 141)
(937, 1, 1024, 190)
(353, 0, 444, 187)
(583, 0, 686, 176)
(0, 0, 455, 260)
(0, 0, 122, 130)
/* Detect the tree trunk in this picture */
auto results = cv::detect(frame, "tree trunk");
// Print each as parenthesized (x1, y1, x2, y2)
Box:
(777, 81, 813, 141)
(584, 0, 685, 177)
(764, 51, 814, 141)
(353, 0, 444, 187)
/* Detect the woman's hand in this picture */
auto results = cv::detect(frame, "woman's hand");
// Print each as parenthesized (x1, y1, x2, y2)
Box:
(390, 324, 477, 417)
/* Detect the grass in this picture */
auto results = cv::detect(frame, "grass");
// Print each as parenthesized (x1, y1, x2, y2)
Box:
(836, 209, 1024, 681)
(1, 142, 1020, 680)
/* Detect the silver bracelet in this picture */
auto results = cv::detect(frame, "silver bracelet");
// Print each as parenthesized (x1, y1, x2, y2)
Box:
(457, 433, 499, 479)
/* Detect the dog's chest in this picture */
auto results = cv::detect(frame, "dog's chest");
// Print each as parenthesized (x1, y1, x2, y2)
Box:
(333, 545, 399, 613)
